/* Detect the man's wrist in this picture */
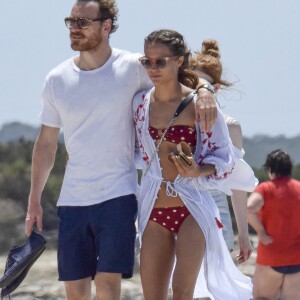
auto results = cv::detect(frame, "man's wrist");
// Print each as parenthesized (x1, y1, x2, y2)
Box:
(196, 83, 215, 94)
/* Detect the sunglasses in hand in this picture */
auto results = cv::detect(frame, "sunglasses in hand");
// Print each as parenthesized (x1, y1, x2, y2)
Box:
(168, 142, 193, 167)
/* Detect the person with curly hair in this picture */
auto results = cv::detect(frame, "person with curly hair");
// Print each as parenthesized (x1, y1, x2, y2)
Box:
(190, 39, 257, 263)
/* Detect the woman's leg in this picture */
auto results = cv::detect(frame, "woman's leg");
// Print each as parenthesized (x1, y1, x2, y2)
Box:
(140, 221, 176, 300)
(280, 271, 300, 300)
(252, 264, 282, 299)
(172, 215, 206, 300)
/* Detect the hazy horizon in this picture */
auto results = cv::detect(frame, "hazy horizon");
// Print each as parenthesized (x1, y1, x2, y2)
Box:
(2, 120, 300, 139)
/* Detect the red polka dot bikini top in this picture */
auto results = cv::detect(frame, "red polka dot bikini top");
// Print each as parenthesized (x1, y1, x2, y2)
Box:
(148, 125, 197, 147)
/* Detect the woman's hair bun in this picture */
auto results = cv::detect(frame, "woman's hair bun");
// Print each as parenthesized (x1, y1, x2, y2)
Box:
(201, 39, 221, 59)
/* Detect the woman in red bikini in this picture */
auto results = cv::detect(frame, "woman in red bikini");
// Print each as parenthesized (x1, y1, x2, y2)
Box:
(133, 29, 252, 299)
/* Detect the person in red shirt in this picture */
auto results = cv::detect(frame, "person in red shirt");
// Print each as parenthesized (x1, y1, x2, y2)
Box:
(247, 149, 300, 300)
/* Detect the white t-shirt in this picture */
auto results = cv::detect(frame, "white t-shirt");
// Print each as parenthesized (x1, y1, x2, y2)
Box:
(40, 48, 152, 206)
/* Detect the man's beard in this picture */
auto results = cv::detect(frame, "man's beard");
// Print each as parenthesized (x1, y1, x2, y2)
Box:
(70, 32, 103, 51)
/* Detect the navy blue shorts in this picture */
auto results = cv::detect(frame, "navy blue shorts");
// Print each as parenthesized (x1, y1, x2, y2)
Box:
(57, 194, 137, 281)
(272, 264, 300, 274)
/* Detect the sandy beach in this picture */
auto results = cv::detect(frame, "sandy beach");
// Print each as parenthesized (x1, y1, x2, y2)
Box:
(0, 236, 257, 299)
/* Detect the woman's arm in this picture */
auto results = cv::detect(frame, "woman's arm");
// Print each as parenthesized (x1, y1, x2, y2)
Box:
(227, 119, 253, 262)
(172, 156, 216, 178)
(199, 107, 235, 180)
(231, 189, 253, 263)
(247, 192, 273, 245)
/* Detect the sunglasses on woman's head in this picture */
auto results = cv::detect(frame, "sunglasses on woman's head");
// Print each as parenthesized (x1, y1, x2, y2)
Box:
(139, 56, 179, 69)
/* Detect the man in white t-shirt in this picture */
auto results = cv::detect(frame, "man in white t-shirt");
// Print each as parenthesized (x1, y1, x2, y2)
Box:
(24, 1, 217, 299)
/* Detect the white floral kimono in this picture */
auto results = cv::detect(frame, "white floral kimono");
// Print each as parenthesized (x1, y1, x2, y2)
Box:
(133, 88, 253, 299)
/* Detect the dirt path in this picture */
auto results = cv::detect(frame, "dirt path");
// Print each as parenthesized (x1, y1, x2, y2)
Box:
(0, 236, 257, 299)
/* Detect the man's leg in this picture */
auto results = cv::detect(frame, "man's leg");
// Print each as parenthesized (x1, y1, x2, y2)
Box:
(94, 272, 121, 300)
(64, 277, 92, 300)
(92, 195, 138, 299)
(57, 206, 97, 300)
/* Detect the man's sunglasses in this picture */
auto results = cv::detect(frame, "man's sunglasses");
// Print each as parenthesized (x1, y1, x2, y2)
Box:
(139, 56, 179, 69)
(64, 17, 105, 30)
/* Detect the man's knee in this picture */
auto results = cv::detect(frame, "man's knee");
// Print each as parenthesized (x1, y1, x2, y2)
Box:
(95, 272, 121, 299)
(64, 278, 92, 300)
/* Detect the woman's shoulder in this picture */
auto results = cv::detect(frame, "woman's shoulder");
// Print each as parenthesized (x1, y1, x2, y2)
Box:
(223, 114, 243, 149)
(224, 114, 241, 127)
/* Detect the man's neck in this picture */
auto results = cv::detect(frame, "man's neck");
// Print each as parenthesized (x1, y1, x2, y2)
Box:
(75, 43, 112, 71)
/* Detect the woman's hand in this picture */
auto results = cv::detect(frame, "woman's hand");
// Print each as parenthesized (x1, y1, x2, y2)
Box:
(258, 232, 273, 245)
(236, 234, 253, 264)
(170, 153, 202, 177)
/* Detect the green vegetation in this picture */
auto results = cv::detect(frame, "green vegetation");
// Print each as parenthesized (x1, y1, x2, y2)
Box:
(0, 139, 66, 225)
(0, 139, 66, 252)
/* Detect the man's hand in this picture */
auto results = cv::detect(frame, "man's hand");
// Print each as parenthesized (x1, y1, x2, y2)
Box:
(25, 199, 43, 236)
(196, 88, 217, 132)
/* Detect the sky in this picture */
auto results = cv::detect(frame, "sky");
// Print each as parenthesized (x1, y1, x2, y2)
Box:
(1, 0, 299, 138)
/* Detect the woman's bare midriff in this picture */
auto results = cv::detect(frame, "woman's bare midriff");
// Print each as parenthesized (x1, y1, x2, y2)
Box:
(153, 141, 194, 208)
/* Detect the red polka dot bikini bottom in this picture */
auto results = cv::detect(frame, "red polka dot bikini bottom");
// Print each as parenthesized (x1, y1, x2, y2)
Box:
(149, 205, 191, 234)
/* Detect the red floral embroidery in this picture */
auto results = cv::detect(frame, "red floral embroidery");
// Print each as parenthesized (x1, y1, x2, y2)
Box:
(206, 131, 213, 138)
(134, 94, 150, 164)
(197, 154, 204, 165)
(208, 141, 219, 150)
(202, 132, 219, 151)
(198, 130, 234, 179)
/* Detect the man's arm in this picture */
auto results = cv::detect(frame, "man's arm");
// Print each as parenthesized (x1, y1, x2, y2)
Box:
(195, 78, 217, 132)
(25, 125, 60, 236)
(247, 192, 273, 245)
